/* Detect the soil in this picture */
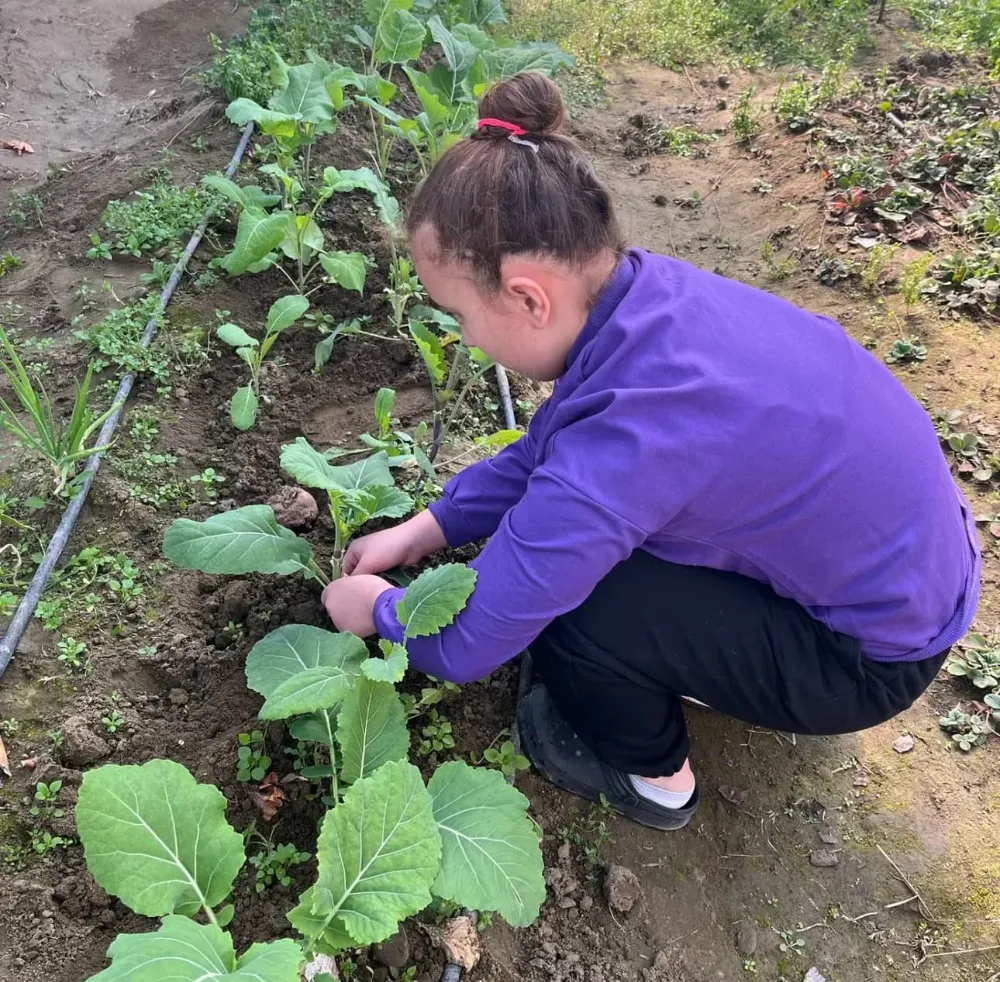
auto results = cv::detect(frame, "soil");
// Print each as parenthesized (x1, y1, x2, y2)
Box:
(2, 4, 1000, 982)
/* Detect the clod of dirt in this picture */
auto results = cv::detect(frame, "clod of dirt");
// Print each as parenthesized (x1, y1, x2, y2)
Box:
(893, 733, 915, 753)
(168, 688, 189, 706)
(425, 914, 480, 971)
(716, 74, 730, 88)
(373, 925, 410, 969)
(267, 486, 319, 529)
(218, 579, 253, 625)
(653, 195, 669, 207)
(735, 919, 758, 956)
(818, 825, 838, 846)
(809, 849, 841, 868)
(58, 716, 109, 767)
(643, 950, 673, 981)
(603, 864, 643, 913)
(52, 873, 110, 920)
(718, 784, 749, 806)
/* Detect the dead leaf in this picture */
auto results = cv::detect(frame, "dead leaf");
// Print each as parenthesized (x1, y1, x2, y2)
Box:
(718, 784, 750, 806)
(249, 772, 286, 821)
(893, 734, 914, 754)
(0, 733, 10, 788)
(426, 915, 481, 971)
(1, 139, 35, 156)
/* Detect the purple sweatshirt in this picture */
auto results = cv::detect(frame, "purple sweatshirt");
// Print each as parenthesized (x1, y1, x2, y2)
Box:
(374, 250, 981, 684)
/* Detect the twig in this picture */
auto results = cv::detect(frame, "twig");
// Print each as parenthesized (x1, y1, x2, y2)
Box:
(682, 66, 701, 102)
(877, 845, 936, 922)
(78, 74, 105, 99)
(720, 854, 763, 860)
(920, 943, 1000, 961)
(844, 910, 879, 924)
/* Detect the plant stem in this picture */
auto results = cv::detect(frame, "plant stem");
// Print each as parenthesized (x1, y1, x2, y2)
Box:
(306, 557, 331, 587)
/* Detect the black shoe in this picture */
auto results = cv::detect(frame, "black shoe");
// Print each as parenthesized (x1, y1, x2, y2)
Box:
(517, 683, 699, 831)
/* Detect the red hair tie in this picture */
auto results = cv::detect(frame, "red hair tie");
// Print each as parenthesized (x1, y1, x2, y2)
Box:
(477, 118, 528, 137)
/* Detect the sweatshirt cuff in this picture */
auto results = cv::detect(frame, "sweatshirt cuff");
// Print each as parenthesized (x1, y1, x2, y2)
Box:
(373, 587, 406, 643)
(427, 494, 477, 549)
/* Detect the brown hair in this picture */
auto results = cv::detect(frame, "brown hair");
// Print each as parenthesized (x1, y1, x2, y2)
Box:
(406, 72, 623, 288)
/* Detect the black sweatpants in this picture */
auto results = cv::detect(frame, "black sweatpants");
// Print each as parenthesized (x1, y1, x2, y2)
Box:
(530, 550, 946, 777)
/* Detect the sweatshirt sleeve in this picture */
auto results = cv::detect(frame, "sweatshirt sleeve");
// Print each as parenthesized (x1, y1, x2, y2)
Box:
(374, 395, 672, 683)
(426, 398, 552, 548)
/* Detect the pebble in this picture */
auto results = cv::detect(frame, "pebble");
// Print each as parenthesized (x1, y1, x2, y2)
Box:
(809, 849, 841, 868)
(735, 919, 757, 956)
(893, 734, 915, 753)
(168, 688, 189, 706)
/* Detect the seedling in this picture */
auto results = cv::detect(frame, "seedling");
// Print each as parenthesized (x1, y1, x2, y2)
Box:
(482, 738, 530, 779)
(386, 256, 424, 332)
(101, 709, 125, 734)
(248, 839, 310, 892)
(732, 86, 762, 142)
(216, 294, 311, 430)
(56, 636, 88, 670)
(884, 338, 927, 365)
(237, 731, 272, 782)
(418, 709, 455, 756)
(31, 830, 72, 855)
(47, 729, 64, 750)
(0, 324, 120, 494)
(86, 234, 112, 261)
(101, 179, 213, 258)
(938, 706, 990, 750)
(30, 781, 65, 821)
(947, 635, 1000, 689)
(0, 252, 24, 277)
(75, 562, 546, 975)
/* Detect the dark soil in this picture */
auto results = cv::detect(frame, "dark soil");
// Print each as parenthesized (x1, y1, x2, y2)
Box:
(1, 4, 999, 982)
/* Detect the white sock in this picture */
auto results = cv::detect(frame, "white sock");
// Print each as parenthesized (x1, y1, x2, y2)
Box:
(630, 774, 696, 809)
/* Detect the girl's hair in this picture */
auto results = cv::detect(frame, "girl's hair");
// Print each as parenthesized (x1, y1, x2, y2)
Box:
(406, 72, 623, 288)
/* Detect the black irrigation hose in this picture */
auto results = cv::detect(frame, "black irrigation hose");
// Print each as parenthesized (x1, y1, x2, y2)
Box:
(439, 651, 534, 982)
(0, 121, 257, 679)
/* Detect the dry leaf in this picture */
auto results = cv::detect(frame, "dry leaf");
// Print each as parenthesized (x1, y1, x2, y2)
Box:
(0, 733, 10, 788)
(249, 771, 286, 821)
(1, 139, 35, 155)
(893, 734, 914, 754)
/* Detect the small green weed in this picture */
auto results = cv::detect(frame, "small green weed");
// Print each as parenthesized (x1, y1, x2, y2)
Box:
(0, 717, 20, 739)
(0, 253, 24, 277)
(56, 636, 89, 672)
(884, 337, 927, 365)
(938, 705, 991, 750)
(418, 709, 455, 756)
(760, 241, 798, 281)
(30, 830, 73, 855)
(899, 254, 935, 310)
(620, 116, 716, 159)
(248, 839, 310, 892)
(475, 729, 531, 779)
(237, 730, 271, 782)
(47, 729, 64, 750)
(815, 256, 855, 286)
(947, 634, 1000, 690)
(30, 781, 64, 821)
(101, 709, 125, 734)
(559, 794, 615, 875)
(7, 192, 43, 229)
(101, 180, 214, 259)
(732, 86, 762, 143)
(861, 243, 899, 293)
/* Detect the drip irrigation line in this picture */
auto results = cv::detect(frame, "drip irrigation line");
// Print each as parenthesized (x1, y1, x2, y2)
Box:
(495, 363, 516, 430)
(0, 121, 256, 680)
(439, 652, 534, 982)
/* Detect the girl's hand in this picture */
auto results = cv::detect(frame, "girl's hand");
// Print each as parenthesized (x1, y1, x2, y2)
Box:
(343, 509, 448, 576)
(322, 575, 392, 637)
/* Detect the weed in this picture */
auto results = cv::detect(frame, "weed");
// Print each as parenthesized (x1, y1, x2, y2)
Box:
(947, 634, 1000, 690)
(101, 709, 125, 734)
(830, 153, 890, 191)
(74, 294, 168, 381)
(760, 241, 798, 281)
(47, 729, 64, 750)
(190, 136, 209, 152)
(0, 253, 24, 277)
(884, 337, 927, 365)
(732, 86, 762, 143)
(7, 192, 43, 229)
(742, 959, 758, 974)
(620, 116, 716, 158)
(861, 243, 899, 293)
(101, 180, 214, 259)
(31, 830, 72, 855)
(815, 256, 855, 286)
(418, 709, 455, 756)
(140, 260, 174, 288)
(386, 256, 424, 333)
(772, 61, 855, 133)
(559, 795, 615, 875)
(938, 705, 990, 750)
(776, 927, 806, 955)
(482, 738, 531, 779)
(247, 839, 310, 892)
(899, 254, 935, 310)
(30, 780, 64, 821)
(237, 730, 271, 782)
(56, 636, 89, 671)
(902, 0, 1000, 68)
(0, 323, 119, 494)
(86, 235, 113, 261)
(0, 717, 20, 739)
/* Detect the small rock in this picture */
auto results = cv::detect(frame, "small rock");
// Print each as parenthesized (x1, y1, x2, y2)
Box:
(735, 919, 757, 956)
(818, 826, 838, 846)
(21, 757, 37, 770)
(218, 579, 252, 624)
(653, 195, 669, 207)
(59, 716, 109, 768)
(579, 894, 594, 911)
(804, 970, 827, 982)
(267, 486, 319, 529)
(557, 842, 572, 863)
(303, 954, 338, 982)
(893, 734, 915, 754)
(809, 849, 841, 868)
(815, 765, 835, 781)
(168, 688, 189, 706)
(716, 73, 730, 88)
(718, 784, 749, 806)
(374, 926, 410, 970)
(603, 864, 642, 914)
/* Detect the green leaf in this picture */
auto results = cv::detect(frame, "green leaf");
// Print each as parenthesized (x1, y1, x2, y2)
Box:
(312, 760, 442, 946)
(246, 625, 367, 698)
(280, 214, 326, 260)
(221, 207, 289, 276)
(288, 886, 356, 954)
(428, 16, 479, 98)
(260, 665, 363, 720)
(479, 42, 574, 81)
(267, 294, 310, 334)
(405, 69, 450, 127)
(477, 429, 524, 449)
(231, 386, 259, 431)
(351, 484, 415, 521)
(428, 760, 545, 926)
(361, 642, 409, 683)
(89, 916, 301, 982)
(337, 678, 410, 783)
(397, 563, 477, 638)
(217, 323, 259, 348)
(289, 710, 339, 744)
(269, 61, 337, 125)
(314, 320, 362, 370)
(375, 8, 426, 65)
(76, 760, 245, 918)
(409, 320, 448, 385)
(460, 0, 507, 26)
(362, 0, 412, 26)
(374, 387, 396, 432)
(202, 174, 281, 210)
(226, 99, 298, 138)
(281, 439, 394, 491)
(164, 505, 313, 576)
(319, 250, 368, 293)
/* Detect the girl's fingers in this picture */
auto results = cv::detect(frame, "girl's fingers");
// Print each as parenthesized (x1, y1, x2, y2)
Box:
(342, 544, 361, 576)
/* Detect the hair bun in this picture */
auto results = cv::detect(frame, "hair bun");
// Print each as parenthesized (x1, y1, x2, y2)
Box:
(478, 72, 566, 136)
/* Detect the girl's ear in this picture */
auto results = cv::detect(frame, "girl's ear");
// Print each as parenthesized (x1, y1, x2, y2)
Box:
(504, 275, 551, 326)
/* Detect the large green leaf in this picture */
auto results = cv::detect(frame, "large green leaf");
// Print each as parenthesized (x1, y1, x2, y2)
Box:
(89, 917, 301, 982)
(375, 8, 426, 64)
(267, 294, 310, 334)
(217, 323, 258, 348)
(230, 385, 259, 431)
(362, 0, 412, 26)
(319, 250, 368, 293)
(460, 0, 507, 26)
(280, 214, 325, 260)
(405, 68, 450, 127)
(221, 207, 289, 276)
(202, 174, 281, 210)
(397, 563, 477, 638)
(311, 760, 442, 946)
(246, 625, 367, 698)
(76, 760, 245, 918)
(337, 678, 409, 784)
(163, 505, 313, 576)
(351, 484, 414, 521)
(323, 165, 384, 194)
(281, 439, 395, 492)
(427, 17, 479, 100)
(260, 665, 362, 720)
(428, 761, 545, 927)
(479, 42, 574, 82)
(269, 60, 337, 125)
(225, 99, 298, 138)
(289, 710, 339, 745)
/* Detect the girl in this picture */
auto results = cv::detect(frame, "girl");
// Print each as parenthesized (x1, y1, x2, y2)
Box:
(322, 72, 980, 831)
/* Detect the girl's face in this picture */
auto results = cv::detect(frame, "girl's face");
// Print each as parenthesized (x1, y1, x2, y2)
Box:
(411, 224, 599, 382)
